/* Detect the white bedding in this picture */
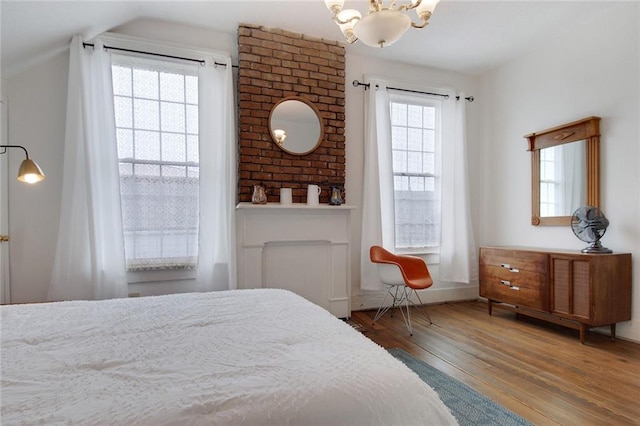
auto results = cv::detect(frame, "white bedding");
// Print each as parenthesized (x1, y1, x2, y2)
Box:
(1, 289, 456, 425)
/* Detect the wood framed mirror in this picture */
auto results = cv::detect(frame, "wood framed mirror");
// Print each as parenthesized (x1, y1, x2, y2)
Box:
(526, 116, 600, 226)
(268, 96, 324, 156)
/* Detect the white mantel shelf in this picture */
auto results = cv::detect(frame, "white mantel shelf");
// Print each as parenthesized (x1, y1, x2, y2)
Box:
(236, 202, 356, 210)
(236, 202, 354, 318)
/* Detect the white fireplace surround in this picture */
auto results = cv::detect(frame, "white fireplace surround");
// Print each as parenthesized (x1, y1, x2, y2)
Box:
(236, 203, 355, 318)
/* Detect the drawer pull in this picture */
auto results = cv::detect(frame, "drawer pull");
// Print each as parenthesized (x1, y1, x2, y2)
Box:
(500, 263, 511, 269)
(500, 280, 511, 286)
(510, 286, 520, 291)
(510, 268, 520, 273)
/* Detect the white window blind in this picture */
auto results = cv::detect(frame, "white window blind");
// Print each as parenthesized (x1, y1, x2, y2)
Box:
(111, 55, 200, 271)
(389, 93, 442, 253)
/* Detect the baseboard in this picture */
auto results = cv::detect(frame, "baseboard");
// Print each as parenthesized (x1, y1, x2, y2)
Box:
(477, 298, 640, 344)
(351, 285, 479, 312)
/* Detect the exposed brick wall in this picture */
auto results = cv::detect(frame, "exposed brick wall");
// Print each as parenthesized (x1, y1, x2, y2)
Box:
(237, 24, 346, 204)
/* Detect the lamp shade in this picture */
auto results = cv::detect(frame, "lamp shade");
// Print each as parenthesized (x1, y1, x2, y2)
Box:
(354, 10, 412, 48)
(17, 158, 45, 184)
(324, 0, 345, 11)
(337, 9, 362, 40)
(415, 0, 440, 17)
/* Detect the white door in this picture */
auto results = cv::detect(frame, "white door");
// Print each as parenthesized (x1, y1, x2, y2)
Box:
(1, 97, 10, 304)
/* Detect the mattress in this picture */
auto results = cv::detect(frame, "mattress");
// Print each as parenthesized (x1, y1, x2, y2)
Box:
(1, 288, 456, 425)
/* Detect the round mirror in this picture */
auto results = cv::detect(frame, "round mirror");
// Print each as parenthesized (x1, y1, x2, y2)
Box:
(269, 97, 324, 156)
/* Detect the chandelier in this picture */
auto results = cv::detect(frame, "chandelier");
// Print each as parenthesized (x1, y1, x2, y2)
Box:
(324, 0, 440, 48)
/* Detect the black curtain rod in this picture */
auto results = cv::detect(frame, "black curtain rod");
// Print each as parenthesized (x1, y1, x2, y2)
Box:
(82, 42, 239, 69)
(352, 79, 474, 102)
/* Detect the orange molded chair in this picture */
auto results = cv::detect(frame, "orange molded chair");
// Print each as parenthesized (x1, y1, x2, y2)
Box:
(370, 245, 433, 335)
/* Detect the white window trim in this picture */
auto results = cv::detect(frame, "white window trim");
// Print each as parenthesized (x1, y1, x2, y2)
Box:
(388, 88, 445, 255)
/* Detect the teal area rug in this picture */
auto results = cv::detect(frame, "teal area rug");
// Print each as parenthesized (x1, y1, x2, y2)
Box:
(389, 348, 533, 426)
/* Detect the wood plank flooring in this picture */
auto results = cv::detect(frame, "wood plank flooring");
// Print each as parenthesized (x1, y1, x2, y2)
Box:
(350, 301, 640, 425)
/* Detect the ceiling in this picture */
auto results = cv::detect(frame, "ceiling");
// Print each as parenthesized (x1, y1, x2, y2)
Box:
(1, 1, 611, 79)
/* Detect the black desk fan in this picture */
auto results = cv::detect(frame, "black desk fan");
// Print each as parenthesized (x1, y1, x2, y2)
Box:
(570, 206, 612, 253)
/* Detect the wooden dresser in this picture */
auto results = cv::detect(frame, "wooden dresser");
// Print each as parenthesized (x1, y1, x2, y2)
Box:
(479, 246, 632, 343)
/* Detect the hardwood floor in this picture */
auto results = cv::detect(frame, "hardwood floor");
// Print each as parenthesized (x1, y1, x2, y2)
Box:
(350, 301, 640, 426)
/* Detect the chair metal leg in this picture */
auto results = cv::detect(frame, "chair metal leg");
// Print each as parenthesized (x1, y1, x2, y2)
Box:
(373, 285, 432, 335)
(390, 285, 401, 318)
(373, 285, 401, 323)
(396, 288, 433, 335)
(400, 286, 413, 335)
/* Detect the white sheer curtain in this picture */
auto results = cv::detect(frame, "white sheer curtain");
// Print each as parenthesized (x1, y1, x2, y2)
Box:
(439, 93, 477, 283)
(562, 141, 587, 214)
(48, 36, 128, 301)
(360, 80, 395, 291)
(196, 57, 237, 291)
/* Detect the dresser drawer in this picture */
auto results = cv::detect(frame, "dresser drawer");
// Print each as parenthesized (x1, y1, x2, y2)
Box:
(480, 248, 548, 274)
(480, 265, 548, 310)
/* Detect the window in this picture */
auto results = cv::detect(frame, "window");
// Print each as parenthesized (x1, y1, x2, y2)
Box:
(111, 55, 200, 271)
(390, 94, 442, 253)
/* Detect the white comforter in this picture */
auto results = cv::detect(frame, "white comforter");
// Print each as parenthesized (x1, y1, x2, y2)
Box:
(1, 289, 456, 425)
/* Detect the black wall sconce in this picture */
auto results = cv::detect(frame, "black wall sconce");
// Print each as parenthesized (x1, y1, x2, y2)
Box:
(0, 145, 45, 184)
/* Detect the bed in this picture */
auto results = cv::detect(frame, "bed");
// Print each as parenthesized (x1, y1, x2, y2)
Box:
(1, 288, 456, 425)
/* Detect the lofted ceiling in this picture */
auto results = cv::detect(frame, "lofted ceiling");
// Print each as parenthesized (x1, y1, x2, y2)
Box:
(1, 0, 611, 79)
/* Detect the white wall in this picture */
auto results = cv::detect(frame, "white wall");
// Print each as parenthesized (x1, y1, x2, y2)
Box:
(478, 2, 640, 342)
(5, 53, 67, 303)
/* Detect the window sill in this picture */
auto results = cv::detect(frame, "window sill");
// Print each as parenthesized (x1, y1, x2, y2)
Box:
(127, 268, 196, 284)
(395, 250, 440, 264)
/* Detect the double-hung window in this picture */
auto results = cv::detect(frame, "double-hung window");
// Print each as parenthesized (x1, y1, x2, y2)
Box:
(111, 55, 200, 272)
(389, 93, 442, 254)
